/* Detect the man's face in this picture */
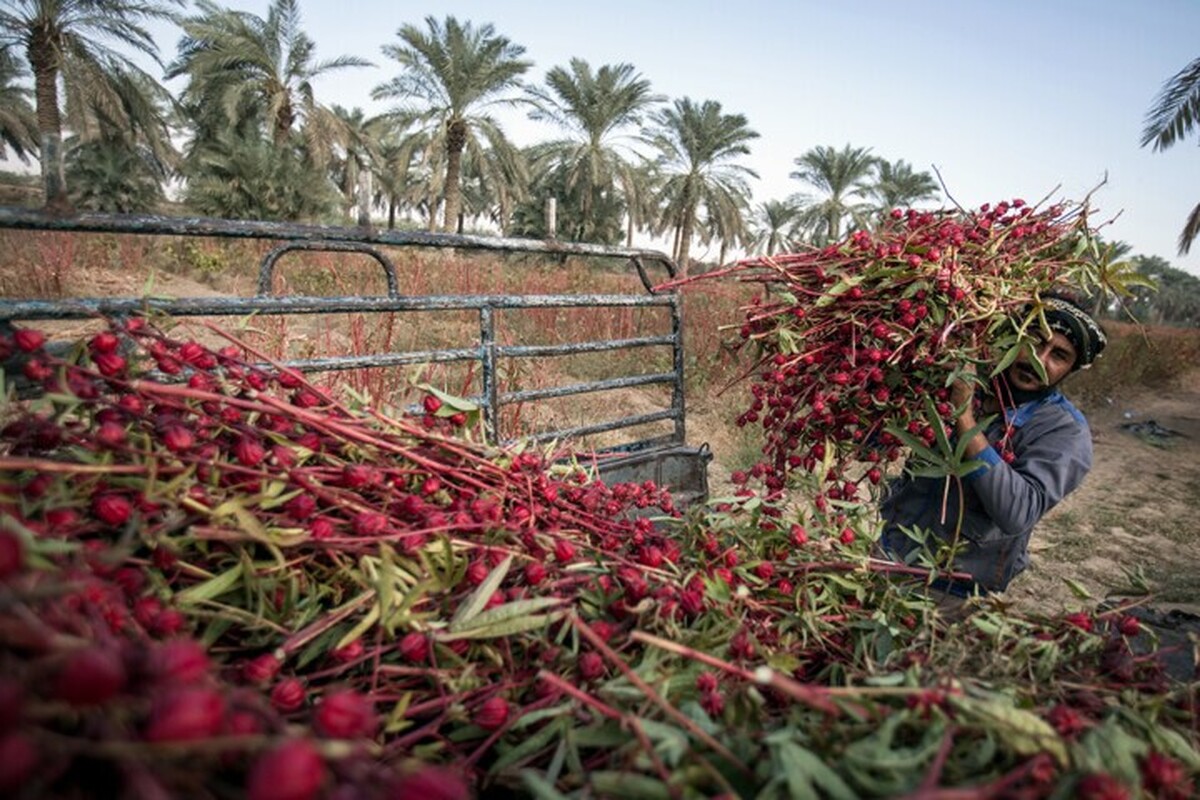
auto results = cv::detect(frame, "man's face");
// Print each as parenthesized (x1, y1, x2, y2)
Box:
(1006, 330, 1078, 392)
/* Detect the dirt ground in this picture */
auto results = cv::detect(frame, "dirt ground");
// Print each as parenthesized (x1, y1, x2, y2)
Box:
(1002, 369, 1200, 614)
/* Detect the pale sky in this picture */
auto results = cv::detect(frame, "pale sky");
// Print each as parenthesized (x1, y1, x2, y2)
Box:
(60, 2, 1200, 274)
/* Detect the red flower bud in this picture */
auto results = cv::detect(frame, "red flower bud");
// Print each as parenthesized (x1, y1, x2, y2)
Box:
(399, 632, 430, 664)
(330, 639, 363, 664)
(150, 608, 186, 638)
(0, 733, 38, 795)
(54, 646, 126, 706)
(1116, 615, 1140, 637)
(161, 425, 195, 454)
(144, 687, 226, 742)
(578, 651, 605, 681)
(270, 678, 306, 713)
(1063, 612, 1093, 633)
(422, 394, 442, 414)
(92, 492, 133, 526)
(553, 539, 576, 563)
(473, 696, 509, 731)
(234, 436, 266, 467)
(524, 562, 547, 585)
(89, 332, 120, 354)
(243, 653, 282, 685)
(150, 639, 211, 685)
(0, 531, 24, 580)
(314, 689, 375, 739)
(246, 738, 327, 800)
(13, 329, 45, 353)
(352, 512, 387, 537)
(92, 351, 126, 377)
(389, 765, 471, 800)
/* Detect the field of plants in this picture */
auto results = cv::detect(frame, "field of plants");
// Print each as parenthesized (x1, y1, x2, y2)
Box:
(1, 199, 1199, 799)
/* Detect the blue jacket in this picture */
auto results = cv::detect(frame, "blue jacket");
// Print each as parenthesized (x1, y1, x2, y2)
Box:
(880, 390, 1093, 592)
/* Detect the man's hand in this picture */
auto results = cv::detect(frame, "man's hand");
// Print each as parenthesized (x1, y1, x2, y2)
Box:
(950, 362, 989, 459)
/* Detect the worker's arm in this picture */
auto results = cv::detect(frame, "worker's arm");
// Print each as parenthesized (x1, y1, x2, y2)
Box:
(962, 409, 1092, 538)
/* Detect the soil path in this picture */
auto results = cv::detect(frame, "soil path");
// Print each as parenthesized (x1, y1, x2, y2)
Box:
(1004, 368, 1200, 613)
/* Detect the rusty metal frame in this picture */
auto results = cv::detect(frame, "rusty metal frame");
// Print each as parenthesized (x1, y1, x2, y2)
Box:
(0, 207, 688, 453)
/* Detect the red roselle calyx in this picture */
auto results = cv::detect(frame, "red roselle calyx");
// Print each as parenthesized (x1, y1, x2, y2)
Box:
(474, 696, 510, 731)
(246, 738, 327, 800)
(0, 531, 23, 580)
(150, 639, 211, 685)
(271, 678, 307, 713)
(244, 653, 283, 684)
(389, 766, 472, 800)
(53, 646, 126, 706)
(313, 689, 375, 739)
(399, 632, 430, 664)
(143, 687, 227, 742)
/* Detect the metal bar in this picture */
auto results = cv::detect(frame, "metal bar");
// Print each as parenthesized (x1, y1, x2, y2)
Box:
(274, 349, 478, 373)
(497, 335, 673, 359)
(0, 293, 672, 322)
(498, 372, 674, 406)
(258, 242, 400, 298)
(670, 295, 687, 445)
(0, 206, 677, 281)
(480, 307, 498, 443)
(519, 409, 678, 445)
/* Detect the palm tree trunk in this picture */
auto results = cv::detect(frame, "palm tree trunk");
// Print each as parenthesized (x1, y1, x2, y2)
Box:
(678, 202, 696, 278)
(388, 198, 397, 230)
(442, 120, 467, 233)
(356, 170, 372, 227)
(626, 213, 634, 248)
(30, 47, 67, 210)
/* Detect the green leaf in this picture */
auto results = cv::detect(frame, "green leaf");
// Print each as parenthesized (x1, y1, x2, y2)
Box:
(1062, 577, 1093, 600)
(1072, 717, 1148, 785)
(419, 384, 480, 415)
(336, 603, 381, 651)
(950, 695, 1068, 765)
(451, 555, 513, 628)
(773, 740, 857, 800)
(988, 343, 1019, 379)
(519, 771, 571, 800)
(589, 772, 671, 800)
(490, 718, 567, 776)
(176, 564, 244, 605)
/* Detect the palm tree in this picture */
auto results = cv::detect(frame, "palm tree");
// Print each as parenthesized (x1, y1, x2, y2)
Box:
(373, 15, 531, 232)
(789, 144, 878, 244)
(644, 97, 759, 276)
(168, 0, 370, 160)
(1142, 56, 1200, 254)
(66, 135, 164, 212)
(750, 199, 803, 256)
(525, 58, 661, 243)
(181, 129, 339, 221)
(869, 158, 939, 215)
(330, 105, 392, 225)
(372, 127, 433, 229)
(0, 48, 37, 163)
(0, 0, 181, 207)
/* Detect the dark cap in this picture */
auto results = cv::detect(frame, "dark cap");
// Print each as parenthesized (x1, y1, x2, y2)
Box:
(1042, 294, 1107, 370)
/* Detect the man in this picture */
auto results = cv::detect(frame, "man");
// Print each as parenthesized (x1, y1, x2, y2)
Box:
(880, 294, 1108, 596)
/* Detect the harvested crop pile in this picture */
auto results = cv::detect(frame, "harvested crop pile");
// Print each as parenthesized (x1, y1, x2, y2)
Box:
(699, 199, 1140, 509)
(0, 269, 1196, 797)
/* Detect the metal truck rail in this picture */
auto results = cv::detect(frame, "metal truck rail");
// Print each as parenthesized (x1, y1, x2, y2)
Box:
(0, 207, 710, 505)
